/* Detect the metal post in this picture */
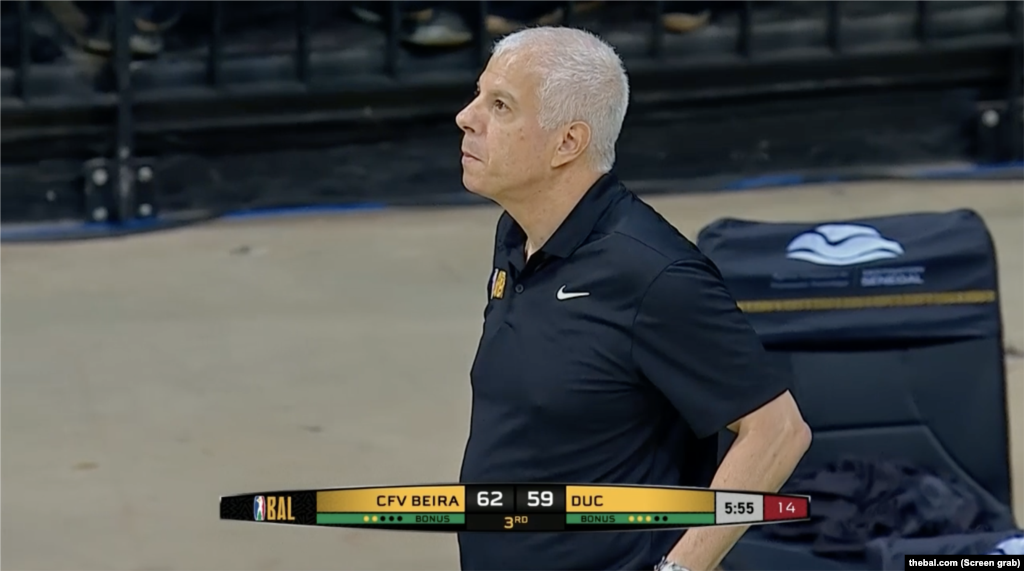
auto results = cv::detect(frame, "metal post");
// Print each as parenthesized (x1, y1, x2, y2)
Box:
(650, 0, 665, 60)
(564, 1, 576, 28)
(1009, 0, 1023, 160)
(738, 1, 753, 59)
(112, 0, 135, 223)
(826, 1, 842, 54)
(915, 1, 930, 46)
(16, 0, 30, 101)
(295, 1, 310, 85)
(476, 0, 491, 68)
(385, 1, 400, 77)
(207, 1, 224, 87)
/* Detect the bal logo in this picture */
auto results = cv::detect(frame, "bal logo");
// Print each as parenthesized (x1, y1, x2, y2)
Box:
(253, 495, 265, 522)
(252, 495, 296, 521)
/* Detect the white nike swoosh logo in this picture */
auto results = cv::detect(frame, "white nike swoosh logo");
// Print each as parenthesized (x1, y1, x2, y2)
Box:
(556, 286, 590, 300)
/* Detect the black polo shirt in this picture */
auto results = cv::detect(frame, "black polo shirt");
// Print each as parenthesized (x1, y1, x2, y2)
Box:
(458, 174, 792, 571)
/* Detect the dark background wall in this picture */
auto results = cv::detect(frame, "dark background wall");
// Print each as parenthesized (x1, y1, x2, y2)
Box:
(1, 0, 1021, 232)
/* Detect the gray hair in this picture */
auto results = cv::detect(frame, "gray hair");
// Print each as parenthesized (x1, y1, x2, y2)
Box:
(492, 27, 630, 173)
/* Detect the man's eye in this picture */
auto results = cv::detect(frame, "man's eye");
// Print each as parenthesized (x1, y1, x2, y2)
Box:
(493, 100, 507, 111)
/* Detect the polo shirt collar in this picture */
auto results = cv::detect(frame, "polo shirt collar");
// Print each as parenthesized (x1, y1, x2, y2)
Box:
(500, 173, 625, 265)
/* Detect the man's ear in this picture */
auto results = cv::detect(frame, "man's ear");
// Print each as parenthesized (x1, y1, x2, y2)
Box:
(551, 121, 592, 168)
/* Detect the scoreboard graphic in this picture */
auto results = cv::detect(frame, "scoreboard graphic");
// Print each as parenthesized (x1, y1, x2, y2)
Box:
(220, 484, 810, 532)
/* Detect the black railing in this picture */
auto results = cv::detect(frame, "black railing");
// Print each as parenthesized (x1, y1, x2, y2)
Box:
(1, 0, 1022, 226)
(14, 0, 30, 100)
(8, 2, 1020, 106)
(1009, 0, 1024, 159)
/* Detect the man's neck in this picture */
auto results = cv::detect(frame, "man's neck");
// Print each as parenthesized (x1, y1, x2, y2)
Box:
(501, 169, 603, 259)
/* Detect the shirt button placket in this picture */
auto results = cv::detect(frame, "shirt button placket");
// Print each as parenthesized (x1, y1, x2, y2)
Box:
(502, 281, 525, 325)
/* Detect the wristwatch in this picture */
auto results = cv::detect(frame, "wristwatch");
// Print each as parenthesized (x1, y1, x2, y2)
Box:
(653, 556, 692, 571)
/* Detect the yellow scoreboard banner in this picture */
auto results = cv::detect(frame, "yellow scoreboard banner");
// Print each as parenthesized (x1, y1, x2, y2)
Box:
(564, 486, 714, 513)
(224, 484, 811, 531)
(317, 486, 466, 513)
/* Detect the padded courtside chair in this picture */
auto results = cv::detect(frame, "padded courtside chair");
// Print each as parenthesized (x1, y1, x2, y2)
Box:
(696, 210, 1012, 571)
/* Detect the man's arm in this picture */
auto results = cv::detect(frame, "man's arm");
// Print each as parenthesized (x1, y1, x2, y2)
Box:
(665, 391, 811, 571)
(631, 257, 812, 571)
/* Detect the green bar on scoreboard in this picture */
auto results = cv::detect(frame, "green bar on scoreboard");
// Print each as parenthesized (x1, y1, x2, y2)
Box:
(317, 513, 465, 525)
(566, 513, 716, 525)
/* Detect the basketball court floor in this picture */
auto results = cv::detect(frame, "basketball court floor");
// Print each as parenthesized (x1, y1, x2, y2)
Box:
(2, 180, 1021, 570)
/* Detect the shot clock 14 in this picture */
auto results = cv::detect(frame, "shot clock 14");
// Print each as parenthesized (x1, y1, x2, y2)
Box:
(221, 484, 811, 532)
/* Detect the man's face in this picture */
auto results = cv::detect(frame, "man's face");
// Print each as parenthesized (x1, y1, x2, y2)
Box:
(456, 54, 555, 200)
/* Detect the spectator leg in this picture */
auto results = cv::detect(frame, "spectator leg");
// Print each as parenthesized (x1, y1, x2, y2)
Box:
(348, 0, 468, 47)
(41, 0, 168, 57)
(133, 1, 184, 33)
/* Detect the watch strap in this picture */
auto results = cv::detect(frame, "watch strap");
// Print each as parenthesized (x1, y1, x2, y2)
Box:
(654, 556, 692, 571)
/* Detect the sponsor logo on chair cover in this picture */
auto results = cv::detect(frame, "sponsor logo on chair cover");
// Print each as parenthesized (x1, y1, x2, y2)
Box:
(786, 224, 904, 266)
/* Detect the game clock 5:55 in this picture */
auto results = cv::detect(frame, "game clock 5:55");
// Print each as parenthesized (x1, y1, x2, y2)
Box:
(723, 501, 756, 515)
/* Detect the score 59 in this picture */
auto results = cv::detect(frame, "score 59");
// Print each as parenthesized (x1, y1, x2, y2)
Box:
(527, 491, 554, 507)
(516, 486, 565, 513)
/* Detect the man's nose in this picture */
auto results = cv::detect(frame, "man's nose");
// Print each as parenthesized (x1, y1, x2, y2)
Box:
(456, 104, 476, 134)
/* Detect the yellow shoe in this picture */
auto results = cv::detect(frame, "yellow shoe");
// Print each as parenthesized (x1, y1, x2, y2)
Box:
(663, 9, 711, 34)
(485, 1, 606, 35)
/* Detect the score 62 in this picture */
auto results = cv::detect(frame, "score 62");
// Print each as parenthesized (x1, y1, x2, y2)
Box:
(476, 490, 505, 507)
(467, 485, 516, 512)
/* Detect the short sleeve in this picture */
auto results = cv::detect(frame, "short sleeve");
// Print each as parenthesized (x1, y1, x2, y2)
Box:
(631, 257, 792, 439)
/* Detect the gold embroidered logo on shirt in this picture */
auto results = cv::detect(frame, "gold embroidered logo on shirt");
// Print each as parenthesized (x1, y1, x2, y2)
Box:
(490, 269, 507, 300)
